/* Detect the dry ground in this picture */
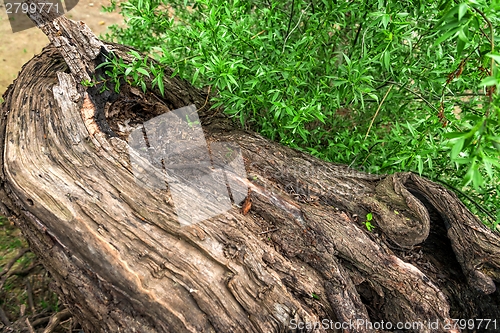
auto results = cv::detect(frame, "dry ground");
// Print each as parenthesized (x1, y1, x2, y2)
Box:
(0, 0, 124, 97)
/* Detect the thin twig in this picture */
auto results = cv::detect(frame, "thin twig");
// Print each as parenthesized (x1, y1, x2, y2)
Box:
(26, 318, 36, 333)
(67, 317, 73, 333)
(349, 22, 363, 59)
(476, 23, 492, 45)
(0, 305, 11, 326)
(349, 9, 369, 60)
(259, 228, 279, 235)
(382, 80, 439, 112)
(285, 0, 296, 41)
(0, 262, 42, 289)
(185, 85, 213, 118)
(26, 278, 35, 313)
(0, 248, 30, 278)
(7, 262, 41, 278)
(472, 7, 495, 114)
(282, 4, 310, 53)
(364, 85, 393, 140)
(415, 171, 496, 224)
(31, 315, 52, 327)
(42, 308, 71, 333)
(349, 142, 380, 168)
(223, 24, 257, 54)
(250, 30, 266, 40)
(196, 85, 212, 113)
(473, 8, 494, 72)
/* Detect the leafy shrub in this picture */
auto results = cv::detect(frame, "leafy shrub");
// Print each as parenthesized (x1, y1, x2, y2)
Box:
(102, 0, 500, 228)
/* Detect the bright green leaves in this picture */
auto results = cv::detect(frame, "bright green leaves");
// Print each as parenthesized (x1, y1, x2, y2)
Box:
(364, 213, 376, 232)
(458, 2, 469, 21)
(102, 0, 500, 229)
(428, 1, 500, 196)
(445, 112, 500, 189)
(150, 64, 165, 96)
(90, 51, 167, 96)
(433, 1, 474, 58)
(434, 0, 497, 62)
(480, 53, 500, 89)
(383, 50, 391, 72)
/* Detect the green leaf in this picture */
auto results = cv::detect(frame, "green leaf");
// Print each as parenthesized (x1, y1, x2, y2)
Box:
(444, 131, 468, 139)
(453, 157, 473, 164)
(456, 38, 466, 57)
(157, 74, 165, 96)
(458, 3, 468, 21)
(129, 50, 142, 59)
(483, 156, 500, 169)
(227, 74, 239, 87)
(381, 14, 390, 29)
(433, 27, 460, 46)
(342, 53, 351, 66)
(451, 138, 465, 159)
(383, 50, 391, 71)
(417, 155, 423, 175)
(366, 213, 373, 221)
(472, 168, 484, 189)
(405, 121, 416, 137)
(137, 68, 150, 77)
(364, 221, 375, 231)
(480, 76, 498, 87)
(95, 62, 111, 70)
(484, 160, 493, 179)
(101, 83, 110, 93)
(437, 3, 459, 25)
(486, 53, 500, 64)
(192, 69, 200, 85)
(332, 80, 348, 86)
(458, 28, 469, 43)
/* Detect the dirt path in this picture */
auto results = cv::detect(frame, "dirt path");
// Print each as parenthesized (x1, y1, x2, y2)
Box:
(0, 0, 124, 98)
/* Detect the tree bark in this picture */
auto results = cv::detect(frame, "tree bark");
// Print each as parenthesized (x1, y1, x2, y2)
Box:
(1, 2, 499, 332)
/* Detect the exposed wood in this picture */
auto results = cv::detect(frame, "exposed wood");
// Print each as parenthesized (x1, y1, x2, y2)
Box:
(0, 1, 499, 332)
(42, 308, 72, 333)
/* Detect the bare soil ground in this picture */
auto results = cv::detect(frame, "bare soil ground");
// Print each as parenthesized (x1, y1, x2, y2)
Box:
(0, 0, 124, 98)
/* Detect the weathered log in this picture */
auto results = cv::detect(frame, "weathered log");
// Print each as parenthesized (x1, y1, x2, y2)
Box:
(0, 2, 499, 332)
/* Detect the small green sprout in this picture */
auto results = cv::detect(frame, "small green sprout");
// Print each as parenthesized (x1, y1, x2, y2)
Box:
(363, 213, 376, 232)
(81, 79, 94, 87)
(185, 115, 200, 128)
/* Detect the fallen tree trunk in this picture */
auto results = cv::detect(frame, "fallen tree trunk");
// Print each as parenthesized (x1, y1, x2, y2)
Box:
(1, 2, 499, 332)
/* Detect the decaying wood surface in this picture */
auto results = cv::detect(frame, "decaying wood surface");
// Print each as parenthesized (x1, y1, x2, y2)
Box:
(0, 1, 499, 332)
